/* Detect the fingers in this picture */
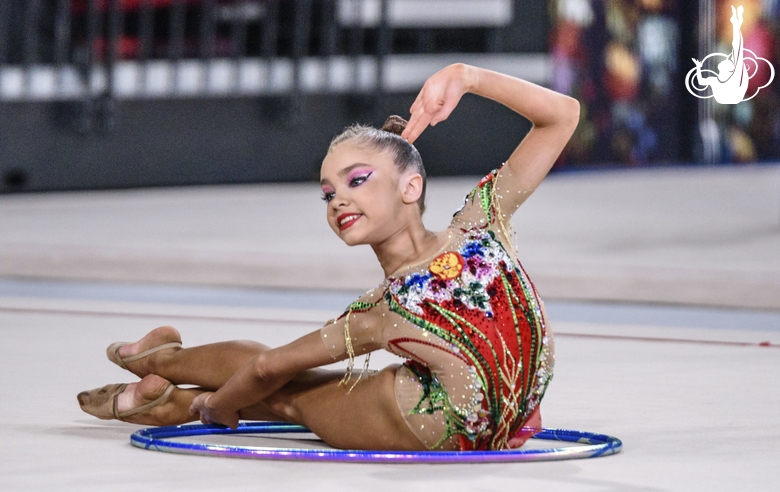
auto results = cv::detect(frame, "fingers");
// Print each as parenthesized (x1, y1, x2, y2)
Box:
(402, 91, 425, 142)
(190, 392, 213, 422)
(188, 398, 200, 416)
(402, 67, 464, 142)
(408, 90, 424, 116)
(189, 392, 239, 428)
(403, 107, 433, 144)
(404, 91, 445, 142)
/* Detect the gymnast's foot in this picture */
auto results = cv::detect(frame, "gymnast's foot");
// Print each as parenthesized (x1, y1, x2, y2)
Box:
(77, 374, 196, 426)
(106, 326, 182, 377)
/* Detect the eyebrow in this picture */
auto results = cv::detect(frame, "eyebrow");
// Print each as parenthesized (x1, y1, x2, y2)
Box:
(320, 162, 374, 186)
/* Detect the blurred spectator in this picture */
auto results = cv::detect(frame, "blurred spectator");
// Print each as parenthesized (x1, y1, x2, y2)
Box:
(552, 0, 779, 167)
(551, 0, 681, 167)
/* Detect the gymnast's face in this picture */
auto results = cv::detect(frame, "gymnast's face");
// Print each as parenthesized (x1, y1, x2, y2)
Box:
(320, 141, 419, 246)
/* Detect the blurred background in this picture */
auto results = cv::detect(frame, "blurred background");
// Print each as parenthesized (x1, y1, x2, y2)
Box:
(0, 0, 777, 193)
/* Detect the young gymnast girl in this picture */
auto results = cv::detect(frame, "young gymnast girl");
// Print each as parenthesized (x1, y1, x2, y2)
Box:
(78, 63, 579, 451)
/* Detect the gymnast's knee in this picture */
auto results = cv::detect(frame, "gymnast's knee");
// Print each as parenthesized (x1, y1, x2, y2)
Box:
(264, 393, 303, 424)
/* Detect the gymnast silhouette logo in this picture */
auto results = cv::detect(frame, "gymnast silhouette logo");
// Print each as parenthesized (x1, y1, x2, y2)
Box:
(685, 5, 775, 104)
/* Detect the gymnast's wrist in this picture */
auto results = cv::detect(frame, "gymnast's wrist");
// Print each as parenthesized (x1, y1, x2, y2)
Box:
(455, 63, 480, 93)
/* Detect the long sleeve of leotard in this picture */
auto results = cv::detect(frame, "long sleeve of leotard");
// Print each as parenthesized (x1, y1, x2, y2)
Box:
(450, 163, 531, 259)
(319, 287, 387, 361)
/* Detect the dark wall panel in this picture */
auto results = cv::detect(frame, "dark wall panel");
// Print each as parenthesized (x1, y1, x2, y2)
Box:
(0, 93, 532, 192)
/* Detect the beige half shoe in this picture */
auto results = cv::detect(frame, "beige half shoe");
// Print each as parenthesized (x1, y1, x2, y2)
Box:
(77, 382, 175, 421)
(106, 340, 182, 371)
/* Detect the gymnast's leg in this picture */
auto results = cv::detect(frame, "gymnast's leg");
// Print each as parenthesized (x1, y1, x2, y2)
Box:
(112, 325, 274, 390)
(81, 325, 300, 425)
(246, 365, 434, 450)
(97, 365, 428, 450)
(92, 326, 430, 449)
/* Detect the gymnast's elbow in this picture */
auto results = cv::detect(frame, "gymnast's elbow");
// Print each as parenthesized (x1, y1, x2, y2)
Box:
(251, 351, 280, 383)
(539, 93, 580, 131)
(560, 95, 581, 130)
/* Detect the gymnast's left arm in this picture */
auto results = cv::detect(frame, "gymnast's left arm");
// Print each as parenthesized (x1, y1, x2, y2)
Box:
(403, 63, 580, 212)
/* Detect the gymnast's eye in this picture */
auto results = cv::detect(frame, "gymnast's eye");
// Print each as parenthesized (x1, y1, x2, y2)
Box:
(349, 172, 372, 187)
(321, 191, 335, 202)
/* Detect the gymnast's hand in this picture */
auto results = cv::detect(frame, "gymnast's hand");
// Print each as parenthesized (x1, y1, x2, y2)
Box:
(190, 392, 240, 429)
(402, 63, 478, 144)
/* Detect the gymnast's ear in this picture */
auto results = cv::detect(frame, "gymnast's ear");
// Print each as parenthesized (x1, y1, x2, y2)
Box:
(400, 171, 424, 208)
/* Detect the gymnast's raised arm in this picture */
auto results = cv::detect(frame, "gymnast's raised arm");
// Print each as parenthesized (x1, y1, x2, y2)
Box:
(402, 63, 580, 212)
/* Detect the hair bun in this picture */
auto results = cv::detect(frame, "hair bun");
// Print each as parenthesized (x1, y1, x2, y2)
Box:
(381, 115, 407, 136)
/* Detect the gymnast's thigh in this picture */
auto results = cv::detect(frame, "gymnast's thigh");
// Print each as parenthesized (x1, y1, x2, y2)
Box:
(271, 364, 429, 451)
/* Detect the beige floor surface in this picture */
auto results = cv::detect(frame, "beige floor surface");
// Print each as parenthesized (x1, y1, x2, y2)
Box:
(0, 295, 778, 492)
(1, 164, 778, 309)
(1, 164, 779, 490)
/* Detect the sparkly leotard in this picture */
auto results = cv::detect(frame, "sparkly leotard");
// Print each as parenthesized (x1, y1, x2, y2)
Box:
(320, 163, 554, 450)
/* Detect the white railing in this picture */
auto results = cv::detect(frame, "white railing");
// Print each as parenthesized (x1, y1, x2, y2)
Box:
(336, 0, 513, 27)
(0, 53, 549, 100)
(0, 1, 541, 101)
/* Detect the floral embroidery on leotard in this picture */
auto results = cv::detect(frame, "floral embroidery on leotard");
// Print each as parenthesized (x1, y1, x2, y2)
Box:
(389, 229, 513, 319)
(381, 165, 553, 450)
(334, 164, 553, 451)
(384, 232, 550, 449)
(429, 252, 464, 280)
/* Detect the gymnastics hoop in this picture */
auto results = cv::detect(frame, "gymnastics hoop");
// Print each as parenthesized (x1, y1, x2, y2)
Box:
(130, 421, 622, 463)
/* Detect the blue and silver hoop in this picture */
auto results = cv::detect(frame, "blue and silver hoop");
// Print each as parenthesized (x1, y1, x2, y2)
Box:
(131, 421, 622, 463)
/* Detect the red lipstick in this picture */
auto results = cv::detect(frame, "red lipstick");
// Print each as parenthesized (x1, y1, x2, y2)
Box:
(337, 212, 363, 231)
